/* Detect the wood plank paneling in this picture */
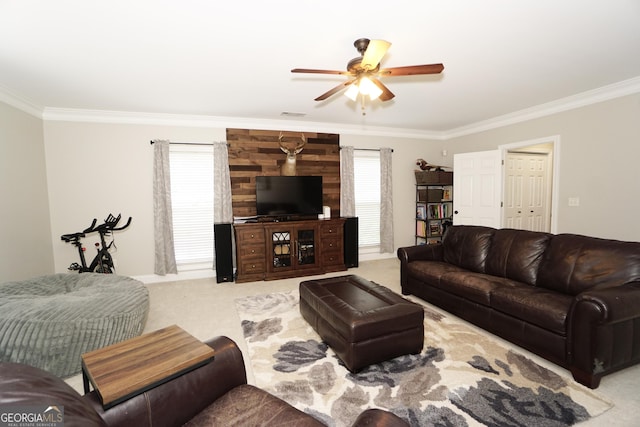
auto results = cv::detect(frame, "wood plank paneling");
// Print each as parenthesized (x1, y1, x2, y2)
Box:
(227, 128, 340, 218)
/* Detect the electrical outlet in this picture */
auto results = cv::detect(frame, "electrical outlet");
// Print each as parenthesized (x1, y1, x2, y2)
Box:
(568, 197, 580, 207)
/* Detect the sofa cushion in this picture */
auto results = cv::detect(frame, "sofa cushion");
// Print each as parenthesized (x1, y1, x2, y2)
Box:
(442, 226, 494, 273)
(485, 228, 551, 285)
(537, 234, 640, 295)
(438, 272, 522, 306)
(183, 384, 325, 427)
(490, 286, 573, 335)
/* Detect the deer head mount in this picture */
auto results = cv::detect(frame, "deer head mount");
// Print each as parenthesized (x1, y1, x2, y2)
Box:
(278, 132, 307, 176)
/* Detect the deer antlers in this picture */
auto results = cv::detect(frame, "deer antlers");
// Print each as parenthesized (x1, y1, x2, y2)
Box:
(279, 132, 307, 155)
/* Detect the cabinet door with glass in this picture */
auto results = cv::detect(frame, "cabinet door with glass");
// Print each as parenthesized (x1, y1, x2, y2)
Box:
(264, 221, 321, 279)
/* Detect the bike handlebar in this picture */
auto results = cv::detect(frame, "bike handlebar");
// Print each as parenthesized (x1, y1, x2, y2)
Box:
(61, 214, 132, 243)
(111, 216, 132, 231)
(93, 214, 127, 233)
(83, 218, 98, 234)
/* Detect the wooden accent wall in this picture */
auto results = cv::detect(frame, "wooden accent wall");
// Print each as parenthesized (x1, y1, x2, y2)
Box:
(226, 128, 340, 218)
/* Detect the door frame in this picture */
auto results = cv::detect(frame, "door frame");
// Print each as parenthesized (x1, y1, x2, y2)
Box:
(499, 135, 560, 233)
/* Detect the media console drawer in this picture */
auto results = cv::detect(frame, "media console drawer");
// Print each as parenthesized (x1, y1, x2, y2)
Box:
(233, 224, 265, 282)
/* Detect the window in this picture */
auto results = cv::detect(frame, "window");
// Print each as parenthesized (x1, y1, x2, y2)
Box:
(354, 150, 380, 247)
(169, 144, 214, 269)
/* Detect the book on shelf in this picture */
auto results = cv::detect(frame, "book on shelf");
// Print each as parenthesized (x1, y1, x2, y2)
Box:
(429, 221, 443, 236)
(427, 203, 452, 219)
(416, 204, 426, 220)
(442, 188, 452, 201)
(416, 220, 427, 237)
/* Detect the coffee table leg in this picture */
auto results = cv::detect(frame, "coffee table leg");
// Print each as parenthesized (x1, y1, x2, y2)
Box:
(82, 365, 90, 394)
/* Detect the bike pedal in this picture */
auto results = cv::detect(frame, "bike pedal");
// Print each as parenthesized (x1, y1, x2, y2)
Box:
(68, 263, 81, 271)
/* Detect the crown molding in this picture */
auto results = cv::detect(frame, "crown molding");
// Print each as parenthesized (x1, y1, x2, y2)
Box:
(4, 76, 639, 140)
(445, 76, 640, 139)
(0, 85, 43, 118)
(40, 107, 444, 140)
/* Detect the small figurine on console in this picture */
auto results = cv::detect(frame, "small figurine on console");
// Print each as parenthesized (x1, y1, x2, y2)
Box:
(416, 158, 450, 171)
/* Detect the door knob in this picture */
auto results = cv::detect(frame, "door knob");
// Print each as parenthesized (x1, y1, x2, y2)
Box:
(454, 210, 459, 215)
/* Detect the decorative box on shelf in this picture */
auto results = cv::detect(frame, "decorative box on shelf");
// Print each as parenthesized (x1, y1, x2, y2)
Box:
(415, 171, 453, 185)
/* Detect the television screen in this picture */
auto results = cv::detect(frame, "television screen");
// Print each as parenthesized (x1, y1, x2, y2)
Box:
(256, 176, 323, 217)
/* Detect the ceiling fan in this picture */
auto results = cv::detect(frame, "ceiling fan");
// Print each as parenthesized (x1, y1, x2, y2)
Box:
(291, 38, 444, 103)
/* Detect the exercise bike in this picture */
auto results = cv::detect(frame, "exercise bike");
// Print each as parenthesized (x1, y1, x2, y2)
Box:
(61, 214, 132, 273)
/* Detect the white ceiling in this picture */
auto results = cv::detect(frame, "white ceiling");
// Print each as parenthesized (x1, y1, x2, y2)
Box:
(2, 1, 640, 136)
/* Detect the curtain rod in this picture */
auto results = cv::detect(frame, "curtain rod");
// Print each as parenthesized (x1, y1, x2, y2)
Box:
(150, 140, 229, 146)
(341, 146, 394, 153)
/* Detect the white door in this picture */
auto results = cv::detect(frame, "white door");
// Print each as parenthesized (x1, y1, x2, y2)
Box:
(504, 152, 550, 232)
(453, 150, 501, 227)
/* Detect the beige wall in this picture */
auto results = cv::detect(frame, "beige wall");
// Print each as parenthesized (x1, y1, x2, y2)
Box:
(43, 121, 227, 276)
(446, 93, 640, 241)
(0, 102, 53, 281)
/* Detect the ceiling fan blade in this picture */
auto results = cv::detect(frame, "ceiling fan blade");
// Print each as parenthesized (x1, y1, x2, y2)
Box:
(314, 79, 357, 101)
(370, 78, 395, 102)
(361, 39, 391, 70)
(379, 63, 444, 76)
(291, 68, 352, 75)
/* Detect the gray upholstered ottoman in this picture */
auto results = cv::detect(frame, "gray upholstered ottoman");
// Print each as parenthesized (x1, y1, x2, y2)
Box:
(299, 275, 424, 372)
(0, 273, 149, 377)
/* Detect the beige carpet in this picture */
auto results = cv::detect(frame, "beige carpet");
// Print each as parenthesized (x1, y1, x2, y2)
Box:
(236, 289, 611, 427)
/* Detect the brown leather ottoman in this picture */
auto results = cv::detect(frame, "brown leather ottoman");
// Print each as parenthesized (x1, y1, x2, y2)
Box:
(299, 275, 424, 372)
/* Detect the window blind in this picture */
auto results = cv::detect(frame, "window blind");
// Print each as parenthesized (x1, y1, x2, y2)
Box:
(354, 151, 380, 247)
(169, 144, 214, 266)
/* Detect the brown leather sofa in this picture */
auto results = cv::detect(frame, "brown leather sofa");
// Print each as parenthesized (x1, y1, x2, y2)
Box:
(398, 225, 640, 389)
(0, 336, 408, 427)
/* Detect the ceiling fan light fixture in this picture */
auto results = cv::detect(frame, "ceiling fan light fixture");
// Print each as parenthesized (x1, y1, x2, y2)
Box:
(359, 77, 382, 100)
(344, 84, 359, 101)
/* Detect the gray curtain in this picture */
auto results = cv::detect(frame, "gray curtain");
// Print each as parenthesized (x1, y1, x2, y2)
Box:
(153, 140, 177, 275)
(380, 147, 394, 253)
(340, 146, 355, 217)
(213, 142, 234, 223)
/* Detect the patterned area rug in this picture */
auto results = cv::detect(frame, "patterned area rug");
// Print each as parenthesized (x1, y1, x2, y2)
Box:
(235, 290, 612, 427)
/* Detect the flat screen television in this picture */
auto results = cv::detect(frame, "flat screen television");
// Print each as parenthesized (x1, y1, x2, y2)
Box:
(256, 175, 323, 217)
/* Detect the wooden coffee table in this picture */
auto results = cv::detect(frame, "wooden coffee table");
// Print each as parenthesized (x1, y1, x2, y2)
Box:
(81, 325, 215, 408)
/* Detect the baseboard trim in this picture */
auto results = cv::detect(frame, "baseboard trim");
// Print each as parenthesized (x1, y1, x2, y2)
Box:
(133, 269, 217, 285)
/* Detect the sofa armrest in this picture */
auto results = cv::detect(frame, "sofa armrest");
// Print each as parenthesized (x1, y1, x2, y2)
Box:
(397, 244, 444, 292)
(569, 281, 640, 387)
(83, 336, 247, 427)
(573, 280, 640, 324)
(397, 244, 443, 264)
